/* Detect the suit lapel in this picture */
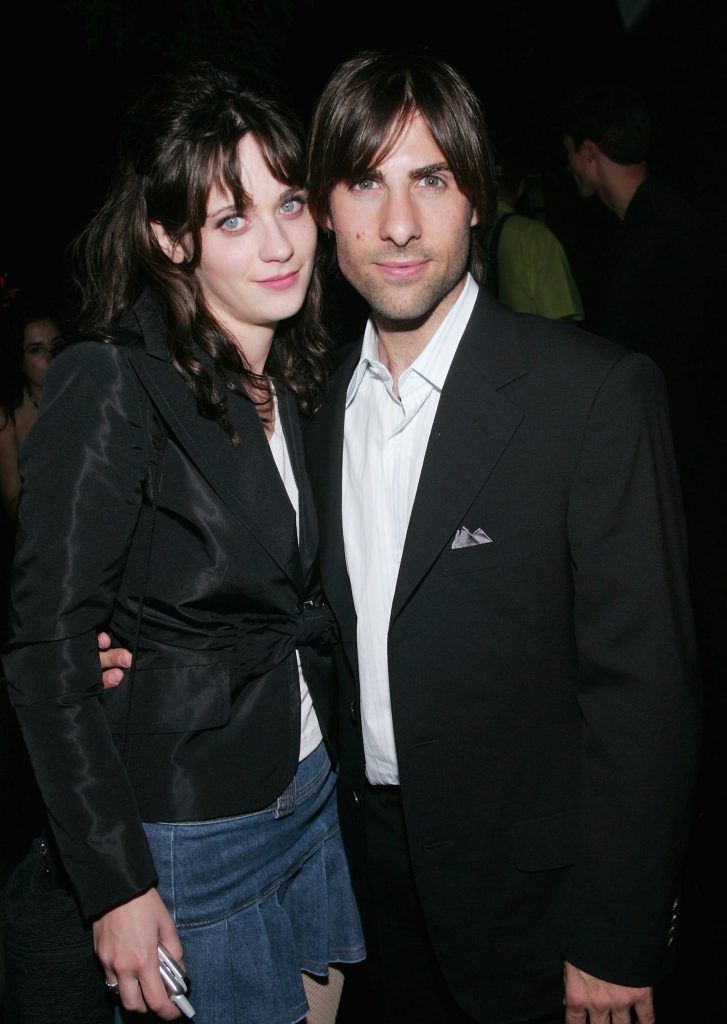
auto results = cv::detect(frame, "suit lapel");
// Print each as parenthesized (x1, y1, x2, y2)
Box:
(391, 292, 526, 624)
(129, 293, 302, 589)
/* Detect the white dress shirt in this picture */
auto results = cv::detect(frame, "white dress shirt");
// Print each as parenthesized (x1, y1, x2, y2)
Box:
(342, 274, 480, 784)
(268, 393, 323, 761)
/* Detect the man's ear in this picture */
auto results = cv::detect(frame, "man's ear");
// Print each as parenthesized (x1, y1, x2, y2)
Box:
(470, 206, 479, 228)
(150, 221, 188, 264)
(581, 139, 599, 164)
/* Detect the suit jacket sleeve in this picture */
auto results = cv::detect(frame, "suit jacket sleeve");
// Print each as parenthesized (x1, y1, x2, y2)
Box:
(3, 341, 158, 920)
(563, 350, 701, 984)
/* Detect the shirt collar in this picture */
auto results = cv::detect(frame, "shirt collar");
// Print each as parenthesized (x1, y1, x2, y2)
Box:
(346, 273, 479, 406)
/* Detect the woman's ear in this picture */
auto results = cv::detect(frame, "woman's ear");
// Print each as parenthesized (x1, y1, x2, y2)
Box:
(150, 221, 188, 264)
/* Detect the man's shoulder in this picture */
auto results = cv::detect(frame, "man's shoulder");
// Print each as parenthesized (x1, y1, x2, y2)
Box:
(629, 177, 720, 247)
(521, 314, 625, 371)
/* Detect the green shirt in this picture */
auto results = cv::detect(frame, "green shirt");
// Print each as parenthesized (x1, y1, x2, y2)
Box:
(489, 200, 584, 321)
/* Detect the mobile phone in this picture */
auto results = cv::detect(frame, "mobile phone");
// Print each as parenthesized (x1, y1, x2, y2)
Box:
(158, 944, 196, 1018)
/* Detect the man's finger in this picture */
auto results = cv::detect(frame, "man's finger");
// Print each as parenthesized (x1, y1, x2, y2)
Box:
(102, 668, 123, 688)
(97, 631, 111, 650)
(99, 647, 132, 670)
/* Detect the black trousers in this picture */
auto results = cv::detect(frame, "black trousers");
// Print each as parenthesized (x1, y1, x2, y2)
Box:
(360, 784, 564, 1024)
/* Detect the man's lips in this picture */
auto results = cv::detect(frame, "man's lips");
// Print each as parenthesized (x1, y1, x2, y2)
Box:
(374, 260, 429, 279)
(256, 270, 300, 290)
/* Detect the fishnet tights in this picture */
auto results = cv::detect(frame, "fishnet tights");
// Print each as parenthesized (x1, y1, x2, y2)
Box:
(301, 966, 345, 1024)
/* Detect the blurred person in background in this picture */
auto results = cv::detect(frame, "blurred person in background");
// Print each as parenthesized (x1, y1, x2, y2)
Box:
(486, 151, 583, 321)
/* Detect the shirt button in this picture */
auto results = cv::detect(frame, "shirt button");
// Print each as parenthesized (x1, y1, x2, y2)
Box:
(352, 790, 361, 807)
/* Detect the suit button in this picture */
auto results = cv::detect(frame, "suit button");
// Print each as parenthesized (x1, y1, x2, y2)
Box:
(667, 934, 674, 947)
(350, 701, 358, 724)
(352, 790, 360, 806)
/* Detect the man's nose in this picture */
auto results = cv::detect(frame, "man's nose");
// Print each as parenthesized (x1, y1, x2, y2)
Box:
(379, 187, 422, 247)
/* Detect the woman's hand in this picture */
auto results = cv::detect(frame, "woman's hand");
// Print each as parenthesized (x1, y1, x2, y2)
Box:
(93, 887, 185, 1019)
(97, 631, 132, 688)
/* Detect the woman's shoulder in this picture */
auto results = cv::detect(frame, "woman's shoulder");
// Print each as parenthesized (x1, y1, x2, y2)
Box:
(49, 335, 141, 383)
(41, 338, 149, 435)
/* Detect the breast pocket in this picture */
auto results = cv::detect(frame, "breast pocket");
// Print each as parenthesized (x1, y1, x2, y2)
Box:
(438, 522, 564, 576)
(102, 661, 231, 735)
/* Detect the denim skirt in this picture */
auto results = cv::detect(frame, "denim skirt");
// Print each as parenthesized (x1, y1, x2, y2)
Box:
(137, 742, 365, 1024)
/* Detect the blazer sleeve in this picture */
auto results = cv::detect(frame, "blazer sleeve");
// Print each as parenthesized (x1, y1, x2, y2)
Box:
(563, 350, 701, 984)
(3, 341, 158, 920)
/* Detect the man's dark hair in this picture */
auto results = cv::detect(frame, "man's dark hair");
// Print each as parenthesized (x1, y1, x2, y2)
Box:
(308, 49, 496, 283)
(561, 84, 650, 165)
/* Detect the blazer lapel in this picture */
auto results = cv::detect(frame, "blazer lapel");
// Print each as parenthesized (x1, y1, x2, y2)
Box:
(129, 293, 302, 589)
(391, 292, 527, 624)
(277, 388, 317, 585)
(312, 345, 361, 640)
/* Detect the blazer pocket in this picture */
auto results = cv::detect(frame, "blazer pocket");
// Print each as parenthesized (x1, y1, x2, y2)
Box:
(511, 808, 578, 872)
(102, 662, 231, 735)
(439, 522, 564, 576)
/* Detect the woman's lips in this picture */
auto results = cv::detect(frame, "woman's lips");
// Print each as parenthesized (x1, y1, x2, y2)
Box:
(256, 270, 300, 290)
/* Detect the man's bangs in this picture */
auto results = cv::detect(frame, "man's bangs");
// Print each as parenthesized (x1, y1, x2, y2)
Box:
(338, 95, 417, 185)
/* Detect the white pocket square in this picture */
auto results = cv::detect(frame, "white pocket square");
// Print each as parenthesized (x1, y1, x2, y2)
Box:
(451, 527, 493, 549)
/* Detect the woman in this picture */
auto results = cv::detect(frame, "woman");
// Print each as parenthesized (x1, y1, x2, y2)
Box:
(0, 305, 60, 518)
(4, 64, 364, 1024)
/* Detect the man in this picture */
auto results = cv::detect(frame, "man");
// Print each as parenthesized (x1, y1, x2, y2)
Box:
(486, 153, 583, 321)
(563, 85, 726, 1019)
(303, 52, 699, 1024)
(101, 54, 699, 1023)
(561, 84, 724, 453)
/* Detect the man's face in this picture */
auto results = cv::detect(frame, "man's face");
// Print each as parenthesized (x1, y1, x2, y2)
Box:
(326, 114, 478, 325)
(563, 135, 597, 198)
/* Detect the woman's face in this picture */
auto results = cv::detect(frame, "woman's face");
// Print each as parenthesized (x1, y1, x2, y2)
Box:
(22, 319, 58, 388)
(193, 135, 317, 346)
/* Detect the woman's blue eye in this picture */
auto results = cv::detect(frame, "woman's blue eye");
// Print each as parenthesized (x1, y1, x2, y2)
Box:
(221, 215, 245, 231)
(281, 198, 303, 214)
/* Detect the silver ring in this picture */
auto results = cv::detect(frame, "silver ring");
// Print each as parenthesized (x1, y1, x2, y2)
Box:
(105, 979, 120, 994)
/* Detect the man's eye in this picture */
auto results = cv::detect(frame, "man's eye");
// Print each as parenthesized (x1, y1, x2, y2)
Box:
(421, 174, 443, 188)
(353, 179, 378, 191)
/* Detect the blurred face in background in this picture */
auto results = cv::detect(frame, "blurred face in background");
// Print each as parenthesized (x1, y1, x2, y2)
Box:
(22, 319, 58, 389)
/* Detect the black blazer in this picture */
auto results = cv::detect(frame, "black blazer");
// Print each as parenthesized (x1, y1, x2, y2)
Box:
(4, 291, 336, 921)
(305, 288, 701, 1023)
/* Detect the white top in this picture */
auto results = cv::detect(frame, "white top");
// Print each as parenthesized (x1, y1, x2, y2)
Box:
(342, 274, 480, 784)
(268, 393, 323, 761)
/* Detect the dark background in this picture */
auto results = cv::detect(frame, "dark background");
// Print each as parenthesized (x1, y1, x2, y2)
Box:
(2, 0, 727, 324)
(1, 0, 726, 1020)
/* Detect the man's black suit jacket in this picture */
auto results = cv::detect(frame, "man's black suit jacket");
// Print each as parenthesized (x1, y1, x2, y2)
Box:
(305, 288, 701, 1023)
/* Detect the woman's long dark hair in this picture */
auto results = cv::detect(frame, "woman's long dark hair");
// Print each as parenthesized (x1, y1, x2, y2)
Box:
(72, 63, 329, 439)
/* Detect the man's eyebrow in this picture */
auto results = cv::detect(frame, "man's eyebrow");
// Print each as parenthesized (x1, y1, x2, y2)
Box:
(409, 162, 450, 181)
(351, 168, 384, 184)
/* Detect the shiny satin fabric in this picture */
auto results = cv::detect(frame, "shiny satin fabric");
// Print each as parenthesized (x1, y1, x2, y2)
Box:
(3, 291, 337, 921)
